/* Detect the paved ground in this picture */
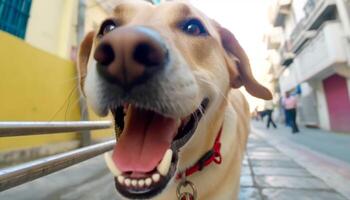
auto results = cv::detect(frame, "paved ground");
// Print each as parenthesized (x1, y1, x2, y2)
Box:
(1, 121, 350, 200)
(252, 120, 350, 164)
(239, 124, 349, 200)
(250, 121, 350, 199)
(0, 155, 117, 200)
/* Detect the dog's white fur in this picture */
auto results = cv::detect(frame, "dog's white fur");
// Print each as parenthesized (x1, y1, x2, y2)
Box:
(78, 1, 271, 199)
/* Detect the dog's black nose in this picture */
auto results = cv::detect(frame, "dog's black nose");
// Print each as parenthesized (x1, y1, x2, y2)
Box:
(133, 41, 168, 67)
(94, 43, 115, 66)
(94, 27, 168, 88)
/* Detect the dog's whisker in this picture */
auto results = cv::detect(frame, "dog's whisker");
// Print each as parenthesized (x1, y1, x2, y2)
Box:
(198, 77, 230, 104)
(198, 103, 212, 127)
(55, 73, 87, 84)
(49, 86, 78, 122)
(64, 89, 84, 121)
(198, 105, 205, 118)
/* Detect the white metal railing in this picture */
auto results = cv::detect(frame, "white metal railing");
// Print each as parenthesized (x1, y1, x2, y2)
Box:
(0, 121, 112, 137)
(0, 121, 114, 192)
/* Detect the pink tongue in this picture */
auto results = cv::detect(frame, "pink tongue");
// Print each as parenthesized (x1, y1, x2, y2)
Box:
(113, 106, 178, 172)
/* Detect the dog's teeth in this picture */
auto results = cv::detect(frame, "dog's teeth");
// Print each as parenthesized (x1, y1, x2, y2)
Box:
(104, 152, 121, 176)
(117, 176, 125, 184)
(157, 149, 173, 176)
(152, 173, 160, 182)
(131, 180, 137, 187)
(145, 178, 152, 186)
(138, 180, 145, 187)
(125, 178, 131, 187)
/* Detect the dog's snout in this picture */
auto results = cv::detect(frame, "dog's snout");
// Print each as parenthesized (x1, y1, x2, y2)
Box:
(94, 27, 168, 88)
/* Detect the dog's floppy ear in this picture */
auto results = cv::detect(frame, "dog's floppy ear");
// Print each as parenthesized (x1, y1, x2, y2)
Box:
(217, 26, 272, 100)
(78, 31, 95, 94)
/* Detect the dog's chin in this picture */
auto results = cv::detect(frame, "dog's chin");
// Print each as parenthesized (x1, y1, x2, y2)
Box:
(103, 98, 209, 199)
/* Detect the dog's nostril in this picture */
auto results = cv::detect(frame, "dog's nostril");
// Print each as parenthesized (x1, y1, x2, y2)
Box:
(94, 43, 115, 66)
(133, 42, 167, 67)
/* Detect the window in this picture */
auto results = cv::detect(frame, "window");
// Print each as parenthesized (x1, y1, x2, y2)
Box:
(0, 0, 32, 39)
(153, 0, 161, 5)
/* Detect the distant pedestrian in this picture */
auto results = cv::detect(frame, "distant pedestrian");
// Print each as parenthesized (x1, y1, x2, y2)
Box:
(264, 100, 277, 129)
(282, 91, 299, 133)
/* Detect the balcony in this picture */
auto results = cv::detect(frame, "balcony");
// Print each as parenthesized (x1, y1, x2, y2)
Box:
(295, 21, 347, 82)
(290, 0, 336, 52)
(304, 0, 318, 17)
(281, 52, 295, 66)
(265, 27, 284, 49)
(279, 40, 295, 67)
(269, 0, 293, 27)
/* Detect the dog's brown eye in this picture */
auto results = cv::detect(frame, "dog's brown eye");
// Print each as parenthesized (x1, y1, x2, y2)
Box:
(181, 19, 208, 36)
(103, 24, 116, 35)
(99, 20, 118, 36)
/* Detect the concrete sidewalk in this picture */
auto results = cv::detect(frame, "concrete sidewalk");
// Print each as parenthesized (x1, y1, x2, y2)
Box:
(0, 156, 117, 200)
(239, 130, 348, 200)
(252, 120, 350, 164)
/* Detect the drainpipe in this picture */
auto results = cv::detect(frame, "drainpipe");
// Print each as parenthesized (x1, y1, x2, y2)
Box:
(77, 0, 86, 44)
(77, 0, 91, 147)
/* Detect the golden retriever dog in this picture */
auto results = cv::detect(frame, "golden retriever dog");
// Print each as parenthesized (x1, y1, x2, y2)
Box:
(77, 0, 271, 199)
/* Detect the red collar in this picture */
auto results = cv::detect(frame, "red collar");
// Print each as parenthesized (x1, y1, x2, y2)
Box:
(176, 126, 223, 180)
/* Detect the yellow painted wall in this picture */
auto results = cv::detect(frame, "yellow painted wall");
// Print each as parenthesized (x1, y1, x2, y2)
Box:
(0, 31, 80, 151)
(25, 0, 78, 60)
(0, 31, 114, 152)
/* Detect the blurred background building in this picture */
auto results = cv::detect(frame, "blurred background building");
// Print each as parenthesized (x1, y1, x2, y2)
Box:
(265, 0, 350, 132)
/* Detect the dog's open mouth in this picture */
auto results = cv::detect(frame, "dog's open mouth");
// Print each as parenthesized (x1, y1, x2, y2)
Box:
(104, 98, 209, 199)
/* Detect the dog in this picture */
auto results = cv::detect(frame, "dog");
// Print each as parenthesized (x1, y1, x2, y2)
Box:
(77, 0, 272, 199)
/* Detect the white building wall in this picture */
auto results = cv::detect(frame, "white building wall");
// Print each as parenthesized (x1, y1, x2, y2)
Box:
(314, 80, 331, 130)
(25, 0, 77, 59)
(292, 0, 308, 22)
(284, 13, 296, 38)
(298, 82, 319, 126)
(279, 63, 300, 94)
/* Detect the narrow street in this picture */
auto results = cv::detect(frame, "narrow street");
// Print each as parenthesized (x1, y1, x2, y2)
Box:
(1, 121, 350, 200)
